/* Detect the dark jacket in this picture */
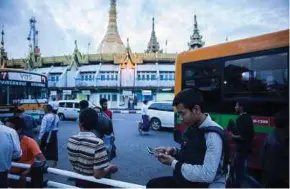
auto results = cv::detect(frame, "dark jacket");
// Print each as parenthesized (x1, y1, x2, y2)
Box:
(234, 113, 254, 154)
(173, 126, 229, 188)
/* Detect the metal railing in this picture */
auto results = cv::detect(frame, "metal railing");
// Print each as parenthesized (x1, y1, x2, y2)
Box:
(8, 174, 78, 188)
(11, 162, 145, 188)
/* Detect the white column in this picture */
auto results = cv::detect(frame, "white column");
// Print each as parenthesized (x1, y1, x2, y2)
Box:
(156, 62, 160, 87)
(95, 63, 102, 87)
(117, 93, 120, 108)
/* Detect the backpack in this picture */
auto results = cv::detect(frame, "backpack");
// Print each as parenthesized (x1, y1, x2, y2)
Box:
(200, 126, 230, 175)
(96, 112, 114, 138)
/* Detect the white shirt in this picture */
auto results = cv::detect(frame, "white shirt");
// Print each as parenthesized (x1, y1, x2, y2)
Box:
(39, 113, 60, 140)
(49, 101, 58, 110)
(0, 125, 22, 171)
(141, 104, 148, 115)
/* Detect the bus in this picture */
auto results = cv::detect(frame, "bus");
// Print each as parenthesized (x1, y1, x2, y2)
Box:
(174, 29, 289, 170)
(0, 68, 48, 124)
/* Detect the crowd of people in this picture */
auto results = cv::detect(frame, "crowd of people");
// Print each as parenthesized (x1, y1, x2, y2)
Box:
(0, 88, 288, 188)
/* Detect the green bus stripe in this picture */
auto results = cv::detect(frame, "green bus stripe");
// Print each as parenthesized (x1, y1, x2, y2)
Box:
(175, 112, 273, 134)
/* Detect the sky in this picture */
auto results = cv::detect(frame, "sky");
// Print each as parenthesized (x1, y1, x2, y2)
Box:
(0, 0, 289, 58)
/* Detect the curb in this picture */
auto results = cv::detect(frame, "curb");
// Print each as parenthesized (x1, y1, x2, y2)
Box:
(112, 110, 141, 114)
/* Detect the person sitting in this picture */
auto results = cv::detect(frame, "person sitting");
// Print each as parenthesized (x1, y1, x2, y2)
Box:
(7, 116, 45, 187)
(146, 88, 228, 188)
(67, 108, 118, 188)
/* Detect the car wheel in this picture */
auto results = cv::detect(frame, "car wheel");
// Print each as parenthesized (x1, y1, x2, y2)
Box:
(150, 118, 162, 131)
(58, 113, 65, 121)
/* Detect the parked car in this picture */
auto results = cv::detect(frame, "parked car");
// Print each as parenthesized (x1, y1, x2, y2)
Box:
(57, 100, 94, 120)
(147, 101, 174, 130)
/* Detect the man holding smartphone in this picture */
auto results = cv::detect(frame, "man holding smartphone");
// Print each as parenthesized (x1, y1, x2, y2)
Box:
(146, 88, 228, 188)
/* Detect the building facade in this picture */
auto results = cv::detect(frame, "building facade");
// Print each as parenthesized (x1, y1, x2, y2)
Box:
(4, 0, 204, 108)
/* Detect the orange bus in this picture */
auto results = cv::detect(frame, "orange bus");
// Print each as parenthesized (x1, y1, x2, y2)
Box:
(174, 29, 289, 170)
(0, 68, 48, 124)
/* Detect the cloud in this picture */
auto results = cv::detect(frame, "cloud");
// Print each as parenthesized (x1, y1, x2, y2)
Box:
(0, 0, 288, 58)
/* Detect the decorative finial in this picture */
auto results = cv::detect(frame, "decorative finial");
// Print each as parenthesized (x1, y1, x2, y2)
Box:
(188, 14, 205, 50)
(145, 17, 161, 53)
(194, 14, 197, 27)
(152, 17, 155, 31)
(74, 40, 78, 50)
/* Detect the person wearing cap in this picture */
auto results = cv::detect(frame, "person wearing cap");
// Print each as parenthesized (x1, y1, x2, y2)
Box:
(14, 108, 37, 139)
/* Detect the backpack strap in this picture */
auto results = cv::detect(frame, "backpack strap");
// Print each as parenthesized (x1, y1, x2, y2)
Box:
(200, 126, 230, 174)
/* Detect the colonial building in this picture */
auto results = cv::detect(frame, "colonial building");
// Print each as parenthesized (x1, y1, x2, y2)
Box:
(4, 0, 204, 108)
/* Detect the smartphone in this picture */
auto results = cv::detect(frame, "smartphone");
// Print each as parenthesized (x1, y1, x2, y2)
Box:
(147, 147, 158, 155)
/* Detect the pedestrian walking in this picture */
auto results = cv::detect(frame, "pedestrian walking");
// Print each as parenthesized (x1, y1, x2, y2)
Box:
(38, 104, 59, 168)
(139, 100, 150, 134)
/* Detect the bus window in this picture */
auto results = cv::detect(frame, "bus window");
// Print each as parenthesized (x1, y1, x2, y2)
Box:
(183, 62, 222, 112)
(251, 53, 288, 99)
(224, 53, 288, 100)
(224, 57, 252, 98)
(9, 86, 27, 104)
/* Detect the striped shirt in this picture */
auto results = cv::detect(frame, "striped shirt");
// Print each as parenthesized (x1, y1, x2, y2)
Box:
(67, 132, 109, 176)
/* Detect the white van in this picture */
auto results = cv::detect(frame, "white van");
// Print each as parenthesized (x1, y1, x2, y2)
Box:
(57, 100, 94, 120)
(147, 101, 174, 130)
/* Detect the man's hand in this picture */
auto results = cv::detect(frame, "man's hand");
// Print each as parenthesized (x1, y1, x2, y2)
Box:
(230, 132, 242, 139)
(107, 164, 118, 174)
(154, 147, 177, 156)
(156, 153, 175, 166)
(165, 147, 177, 156)
(154, 147, 166, 154)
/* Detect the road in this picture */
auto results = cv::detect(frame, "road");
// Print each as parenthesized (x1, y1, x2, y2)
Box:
(45, 113, 177, 186)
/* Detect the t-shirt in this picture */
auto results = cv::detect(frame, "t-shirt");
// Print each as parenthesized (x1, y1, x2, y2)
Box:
(67, 132, 109, 176)
(0, 125, 22, 172)
(10, 136, 42, 173)
(141, 104, 148, 115)
(235, 113, 254, 153)
(104, 110, 112, 120)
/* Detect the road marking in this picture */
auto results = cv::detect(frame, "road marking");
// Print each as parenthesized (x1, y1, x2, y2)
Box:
(114, 118, 125, 121)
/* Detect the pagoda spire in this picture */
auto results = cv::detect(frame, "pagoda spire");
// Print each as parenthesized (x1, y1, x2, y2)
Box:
(145, 17, 162, 53)
(1, 27, 4, 51)
(0, 26, 8, 68)
(97, 0, 125, 54)
(188, 14, 205, 50)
